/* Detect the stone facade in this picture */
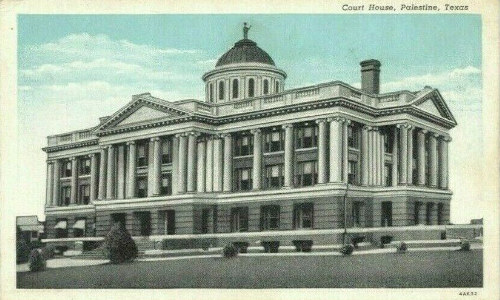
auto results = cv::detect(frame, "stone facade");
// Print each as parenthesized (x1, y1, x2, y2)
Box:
(42, 30, 457, 244)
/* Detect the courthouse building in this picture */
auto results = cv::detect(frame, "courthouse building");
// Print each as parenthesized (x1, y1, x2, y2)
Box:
(42, 28, 456, 243)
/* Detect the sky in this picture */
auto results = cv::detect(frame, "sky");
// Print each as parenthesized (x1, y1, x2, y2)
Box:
(17, 14, 482, 223)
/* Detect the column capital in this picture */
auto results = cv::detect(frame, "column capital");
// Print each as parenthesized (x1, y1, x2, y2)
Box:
(46, 159, 55, 165)
(362, 125, 372, 131)
(441, 136, 452, 142)
(430, 132, 440, 138)
(250, 128, 261, 134)
(220, 132, 232, 138)
(150, 137, 161, 142)
(327, 115, 345, 123)
(107, 144, 114, 150)
(315, 118, 328, 124)
(396, 122, 411, 129)
(418, 129, 428, 135)
(371, 126, 379, 132)
(282, 123, 294, 129)
(88, 153, 96, 158)
(187, 131, 200, 137)
(70, 156, 77, 161)
(174, 133, 186, 138)
(126, 140, 136, 146)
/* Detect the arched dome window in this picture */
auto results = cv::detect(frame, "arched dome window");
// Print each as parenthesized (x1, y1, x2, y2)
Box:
(209, 83, 214, 102)
(232, 79, 239, 99)
(248, 78, 255, 97)
(219, 81, 225, 100)
(275, 81, 280, 92)
(263, 79, 269, 95)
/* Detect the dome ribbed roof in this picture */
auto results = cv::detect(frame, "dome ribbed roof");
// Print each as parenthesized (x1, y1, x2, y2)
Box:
(216, 39, 275, 67)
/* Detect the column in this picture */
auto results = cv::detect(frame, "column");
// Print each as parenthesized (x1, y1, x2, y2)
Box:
(316, 119, 328, 184)
(106, 145, 115, 199)
(251, 128, 262, 190)
(417, 130, 427, 186)
(380, 130, 385, 186)
(178, 134, 188, 193)
(398, 124, 408, 185)
(391, 126, 398, 187)
(90, 153, 98, 201)
(361, 126, 369, 186)
(70, 157, 78, 205)
(213, 135, 223, 192)
(126, 141, 136, 198)
(373, 128, 379, 186)
(46, 162, 54, 206)
(171, 135, 179, 195)
(52, 159, 61, 206)
(187, 132, 198, 192)
(283, 124, 294, 187)
(439, 137, 451, 189)
(98, 147, 107, 200)
(342, 120, 350, 183)
(429, 133, 438, 187)
(117, 145, 126, 199)
(329, 117, 344, 183)
(151, 137, 162, 196)
(407, 126, 414, 185)
(205, 136, 214, 192)
(223, 133, 233, 192)
(197, 138, 206, 193)
(367, 128, 373, 186)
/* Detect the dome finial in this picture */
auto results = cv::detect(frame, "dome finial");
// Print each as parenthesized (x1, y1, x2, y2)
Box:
(243, 22, 251, 39)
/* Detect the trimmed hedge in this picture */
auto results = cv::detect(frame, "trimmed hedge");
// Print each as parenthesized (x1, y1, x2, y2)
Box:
(340, 244, 355, 255)
(104, 223, 138, 264)
(223, 243, 238, 258)
(29, 249, 46, 272)
(16, 239, 30, 264)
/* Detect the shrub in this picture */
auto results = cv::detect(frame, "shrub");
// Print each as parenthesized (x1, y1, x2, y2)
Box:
(223, 243, 238, 258)
(396, 241, 408, 253)
(351, 236, 365, 249)
(261, 241, 280, 253)
(380, 235, 393, 245)
(41, 245, 56, 260)
(233, 242, 249, 253)
(29, 249, 46, 272)
(292, 240, 313, 252)
(16, 239, 30, 264)
(459, 239, 471, 251)
(30, 240, 44, 250)
(340, 244, 354, 255)
(104, 223, 138, 264)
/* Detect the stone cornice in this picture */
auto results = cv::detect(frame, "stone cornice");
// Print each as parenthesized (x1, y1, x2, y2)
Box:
(42, 139, 99, 153)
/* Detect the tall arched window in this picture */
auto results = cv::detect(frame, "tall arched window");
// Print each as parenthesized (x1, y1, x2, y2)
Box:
(232, 79, 239, 99)
(248, 78, 255, 97)
(263, 79, 269, 95)
(218, 81, 225, 100)
(209, 83, 213, 102)
(275, 81, 280, 92)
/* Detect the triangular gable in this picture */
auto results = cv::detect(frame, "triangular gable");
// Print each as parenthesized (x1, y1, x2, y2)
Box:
(95, 93, 192, 132)
(411, 89, 457, 124)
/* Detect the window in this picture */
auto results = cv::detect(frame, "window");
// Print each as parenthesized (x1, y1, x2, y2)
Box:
(348, 125, 359, 148)
(209, 83, 214, 102)
(384, 131, 393, 153)
(296, 126, 317, 149)
(264, 131, 284, 152)
(260, 205, 280, 231)
(437, 203, 444, 225)
(159, 210, 175, 235)
(232, 79, 239, 99)
(137, 142, 148, 167)
(348, 160, 358, 185)
(137, 177, 147, 198)
(381, 201, 393, 227)
(385, 164, 392, 186)
(294, 203, 313, 229)
(275, 81, 280, 92)
(235, 168, 252, 191)
(234, 135, 253, 156)
(161, 139, 172, 164)
(352, 201, 364, 227)
(78, 184, 90, 205)
(55, 219, 68, 238)
(62, 160, 72, 177)
(219, 81, 225, 100)
(73, 218, 86, 237)
(231, 207, 248, 232)
(79, 157, 91, 175)
(264, 164, 284, 189)
(295, 161, 318, 187)
(263, 79, 269, 94)
(161, 173, 172, 195)
(201, 208, 210, 234)
(414, 201, 423, 225)
(426, 202, 434, 225)
(60, 186, 71, 206)
(248, 78, 255, 97)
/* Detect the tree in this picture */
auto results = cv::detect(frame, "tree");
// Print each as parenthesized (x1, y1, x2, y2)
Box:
(104, 222, 138, 264)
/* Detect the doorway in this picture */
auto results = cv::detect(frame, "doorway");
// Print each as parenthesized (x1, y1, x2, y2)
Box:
(381, 201, 393, 227)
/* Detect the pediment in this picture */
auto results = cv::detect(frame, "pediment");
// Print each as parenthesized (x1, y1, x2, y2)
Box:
(411, 89, 457, 124)
(95, 93, 192, 132)
(117, 105, 180, 126)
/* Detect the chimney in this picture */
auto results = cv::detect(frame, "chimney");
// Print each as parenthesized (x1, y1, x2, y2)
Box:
(360, 59, 381, 94)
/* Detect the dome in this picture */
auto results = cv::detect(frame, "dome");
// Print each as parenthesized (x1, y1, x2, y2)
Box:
(215, 39, 275, 67)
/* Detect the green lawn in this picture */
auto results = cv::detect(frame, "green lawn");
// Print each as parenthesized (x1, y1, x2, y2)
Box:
(17, 250, 482, 288)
